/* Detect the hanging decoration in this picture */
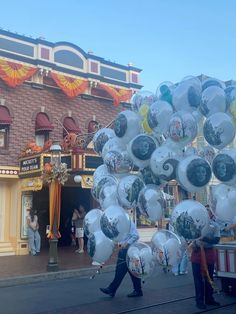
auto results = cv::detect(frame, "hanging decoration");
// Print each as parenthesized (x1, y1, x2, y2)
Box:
(99, 83, 133, 106)
(0, 59, 37, 87)
(42, 162, 69, 239)
(51, 72, 89, 97)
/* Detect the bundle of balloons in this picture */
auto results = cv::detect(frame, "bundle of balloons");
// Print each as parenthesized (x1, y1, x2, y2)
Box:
(84, 76, 236, 280)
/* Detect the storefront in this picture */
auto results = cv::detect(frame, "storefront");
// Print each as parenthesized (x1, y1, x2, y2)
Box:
(18, 150, 103, 253)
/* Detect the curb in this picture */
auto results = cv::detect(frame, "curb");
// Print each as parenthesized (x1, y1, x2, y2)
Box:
(0, 264, 115, 288)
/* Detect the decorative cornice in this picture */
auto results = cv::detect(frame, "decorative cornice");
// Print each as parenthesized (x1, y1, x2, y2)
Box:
(0, 166, 19, 178)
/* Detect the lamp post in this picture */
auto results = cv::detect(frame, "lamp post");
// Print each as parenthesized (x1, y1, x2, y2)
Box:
(47, 142, 62, 272)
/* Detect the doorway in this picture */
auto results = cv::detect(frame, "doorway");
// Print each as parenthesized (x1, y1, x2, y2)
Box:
(33, 186, 92, 248)
(59, 186, 91, 247)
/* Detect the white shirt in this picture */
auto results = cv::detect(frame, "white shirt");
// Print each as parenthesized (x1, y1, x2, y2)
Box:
(119, 221, 139, 246)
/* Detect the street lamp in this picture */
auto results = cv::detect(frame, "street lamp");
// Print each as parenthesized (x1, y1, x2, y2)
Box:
(47, 141, 62, 272)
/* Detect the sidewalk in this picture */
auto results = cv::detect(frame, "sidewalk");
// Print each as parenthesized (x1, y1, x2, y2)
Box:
(0, 247, 116, 287)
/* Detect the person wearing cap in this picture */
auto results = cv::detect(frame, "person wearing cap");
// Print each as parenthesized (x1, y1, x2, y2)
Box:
(191, 204, 220, 310)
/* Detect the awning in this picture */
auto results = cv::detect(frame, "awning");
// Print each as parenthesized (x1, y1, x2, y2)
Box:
(0, 106, 12, 125)
(63, 117, 81, 134)
(35, 113, 54, 132)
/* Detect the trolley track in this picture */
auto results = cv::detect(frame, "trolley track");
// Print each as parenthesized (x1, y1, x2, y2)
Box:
(113, 295, 236, 314)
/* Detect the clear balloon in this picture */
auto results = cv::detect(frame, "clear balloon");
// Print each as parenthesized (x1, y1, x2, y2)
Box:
(99, 184, 119, 210)
(212, 150, 236, 185)
(101, 136, 126, 160)
(211, 184, 236, 221)
(93, 128, 115, 156)
(225, 85, 236, 110)
(203, 113, 235, 150)
(200, 86, 226, 117)
(126, 242, 155, 280)
(87, 230, 115, 264)
(156, 81, 174, 104)
(127, 134, 158, 169)
(117, 175, 145, 208)
(147, 100, 173, 135)
(170, 200, 210, 240)
(114, 110, 141, 144)
(151, 229, 182, 267)
(150, 144, 180, 181)
(138, 185, 164, 222)
(131, 91, 156, 113)
(202, 78, 225, 91)
(138, 103, 153, 134)
(172, 77, 202, 113)
(104, 149, 133, 174)
(177, 155, 212, 192)
(168, 111, 198, 146)
(100, 205, 131, 242)
(184, 146, 198, 157)
(93, 165, 109, 182)
(140, 166, 167, 187)
(84, 208, 103, 237)
(91, 175, 117, 201)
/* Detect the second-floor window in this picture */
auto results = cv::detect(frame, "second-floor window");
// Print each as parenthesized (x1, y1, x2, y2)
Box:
(0, 106, 12, 151)
(35, 112, 53, 147)
(0, 126, 8, 148)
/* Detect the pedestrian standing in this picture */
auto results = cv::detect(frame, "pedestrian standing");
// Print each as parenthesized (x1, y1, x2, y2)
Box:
(190, 204, 220, 310)
(26, 208, 41, 256)
(100, 221, 143, 298)
(72, 205, 86, 253)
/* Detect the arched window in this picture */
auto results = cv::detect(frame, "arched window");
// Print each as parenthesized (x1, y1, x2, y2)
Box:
(35, 112, 53, 147)
(88, 120, 99, 134)
(63, 117, 81, 138)
(0, 106, 12, 150)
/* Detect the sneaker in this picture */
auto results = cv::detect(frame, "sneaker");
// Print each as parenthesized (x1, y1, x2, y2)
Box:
(180, 271, 188, 275)
(78, 249, 84, 253)
(100, 287, 115, 297)
(196, 303, 206, 310)
(206, 300, 220, 306)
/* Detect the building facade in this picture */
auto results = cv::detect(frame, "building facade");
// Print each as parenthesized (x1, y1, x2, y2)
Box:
(0, 29, 142, 255)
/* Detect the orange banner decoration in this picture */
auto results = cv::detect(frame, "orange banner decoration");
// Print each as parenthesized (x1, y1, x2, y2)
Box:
(99, 83, 133, 106)
(51, 72, 89, 97)
(0, 59, 37, 87)
(47, 180, 61, 239)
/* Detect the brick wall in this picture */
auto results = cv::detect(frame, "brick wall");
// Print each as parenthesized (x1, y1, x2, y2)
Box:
(0, 80, 123, 167)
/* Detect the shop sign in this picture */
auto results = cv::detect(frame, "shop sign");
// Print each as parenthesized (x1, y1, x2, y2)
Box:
(20, 156, 41, 173)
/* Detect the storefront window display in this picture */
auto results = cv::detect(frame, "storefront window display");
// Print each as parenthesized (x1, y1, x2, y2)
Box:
(21, 192, 33, 238)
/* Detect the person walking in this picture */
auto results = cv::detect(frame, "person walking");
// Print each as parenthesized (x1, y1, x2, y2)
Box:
(72, 205, 86, 253)
(100, 221, 143, 298)
(190, 204, 220, 310)
(26, 208, 41, 256)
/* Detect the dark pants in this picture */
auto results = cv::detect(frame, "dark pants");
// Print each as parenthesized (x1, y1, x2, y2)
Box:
(109, 248, 142, 293)
(192, 262, 215, 305)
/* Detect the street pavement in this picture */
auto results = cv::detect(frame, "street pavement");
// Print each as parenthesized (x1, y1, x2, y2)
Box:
(1, 266, 236, 314)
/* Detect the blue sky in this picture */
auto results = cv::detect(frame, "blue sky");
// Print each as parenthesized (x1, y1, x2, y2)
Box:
(0, 0, 236, 92)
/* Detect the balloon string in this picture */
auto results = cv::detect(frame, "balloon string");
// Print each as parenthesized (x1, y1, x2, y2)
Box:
(90, 265, 103, 280)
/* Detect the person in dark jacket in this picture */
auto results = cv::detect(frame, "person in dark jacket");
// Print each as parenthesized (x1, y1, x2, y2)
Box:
(100, 221, 143, 298)
(191, 205, 220, 310)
